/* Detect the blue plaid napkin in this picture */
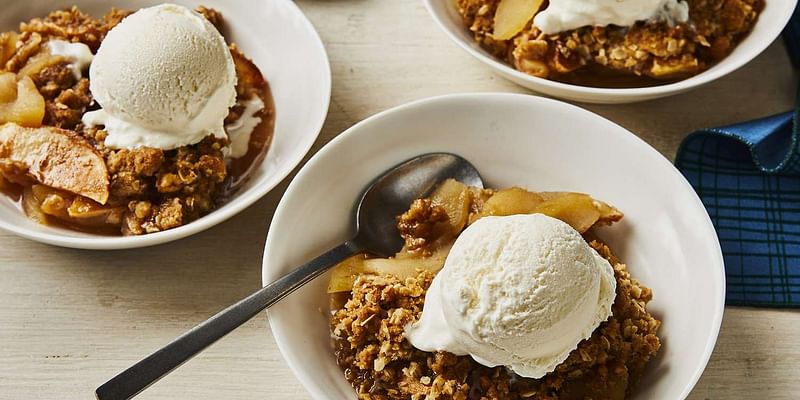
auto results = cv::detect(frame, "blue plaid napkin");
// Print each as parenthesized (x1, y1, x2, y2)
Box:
(674, 9, 800, 307)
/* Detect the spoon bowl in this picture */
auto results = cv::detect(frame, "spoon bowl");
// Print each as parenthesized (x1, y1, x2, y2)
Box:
(354, 153, 483, 256)
(95, 152, 482, 400)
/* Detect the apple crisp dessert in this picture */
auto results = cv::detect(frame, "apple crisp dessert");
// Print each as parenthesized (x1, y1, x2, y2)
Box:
(0, 6, 275, 235)
(329, 180, 661, 399)
(457, 0, 764, 87)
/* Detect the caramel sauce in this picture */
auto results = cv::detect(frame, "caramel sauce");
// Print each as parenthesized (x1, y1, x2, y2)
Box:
(2, 183, 120, 236)
(552, 64, 683, 88)
(227, 82, 276, 189)
(31, 212, 121, 236)
(0, 178, 22, 201)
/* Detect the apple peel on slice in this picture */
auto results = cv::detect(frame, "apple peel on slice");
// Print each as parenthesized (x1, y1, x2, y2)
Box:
(0, 123, 109, 204)
(493, 0, 545, 40)
(327, 246, 450, 294)
(471, 187, 623, 233)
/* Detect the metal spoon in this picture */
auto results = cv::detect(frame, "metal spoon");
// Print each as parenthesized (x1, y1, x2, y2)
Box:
(95, 153, 483, 400)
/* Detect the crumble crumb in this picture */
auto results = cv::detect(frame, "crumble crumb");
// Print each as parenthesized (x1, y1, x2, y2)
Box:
(397, 199, 449, 255)
(20, 6, 131, 52)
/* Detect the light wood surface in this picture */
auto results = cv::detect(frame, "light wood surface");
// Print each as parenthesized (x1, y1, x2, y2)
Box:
(1, 1, 799, 399)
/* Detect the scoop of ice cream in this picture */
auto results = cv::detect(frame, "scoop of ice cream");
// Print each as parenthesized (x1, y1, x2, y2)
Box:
(82, 3, 236, 150)
(534, 0, 689, 34)
(405, 214, 616, 378)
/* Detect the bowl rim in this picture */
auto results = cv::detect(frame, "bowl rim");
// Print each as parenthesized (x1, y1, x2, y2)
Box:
(422, 0, 797, 100)
(0, 0, 331, 250)
(263, 92, 726, 400)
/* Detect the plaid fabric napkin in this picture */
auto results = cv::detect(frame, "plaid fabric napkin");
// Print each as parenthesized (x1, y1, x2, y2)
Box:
(674, 10, 800, 307)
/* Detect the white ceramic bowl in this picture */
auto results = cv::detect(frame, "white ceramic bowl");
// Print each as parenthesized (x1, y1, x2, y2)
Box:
(0, 0, 330, 249)
(424, 0, 796, 103)
(264, 93, 725, 399)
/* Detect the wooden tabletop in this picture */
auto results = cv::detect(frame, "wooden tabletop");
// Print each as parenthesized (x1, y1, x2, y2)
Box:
(1, 1, 799, 399)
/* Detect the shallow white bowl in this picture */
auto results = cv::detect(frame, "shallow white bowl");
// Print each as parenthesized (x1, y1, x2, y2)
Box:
(0, 0, 330, 249)
(424, 0, 796, 103)
(264, 93, 725, 399)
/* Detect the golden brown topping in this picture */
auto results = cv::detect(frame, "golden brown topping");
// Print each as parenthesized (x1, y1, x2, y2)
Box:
(397, 198, 449, 254)
(457, 0, 511, 60)
(20, 6, 131, 52)
(43, 78, 91, 129)
(105, 148, 164, 198)
(0, 123, 109, 203)
(106, 148, 164, 177)
(4, 32, 43, 73)
(195, 6, 225, 31)
(122, 198, 184, 235)
(32, 63, 78, 100)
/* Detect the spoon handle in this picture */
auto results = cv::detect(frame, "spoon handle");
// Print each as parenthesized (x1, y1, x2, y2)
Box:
(95, 241, 359, 400)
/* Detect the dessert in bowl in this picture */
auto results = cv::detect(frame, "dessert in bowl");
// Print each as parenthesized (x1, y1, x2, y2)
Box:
(263, 93, 725, 399)
(0, 0, 330, 248)
(424, 0, 796, 103)
(328, 181, 660, 398)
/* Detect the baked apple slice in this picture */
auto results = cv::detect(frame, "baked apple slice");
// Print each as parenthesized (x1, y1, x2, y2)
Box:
(493, 0, 545, 40)
(67, 196, 124, 225)
(0, 72, 45, 127)
(470, 187, 622, 233)
(0, 123, 109, 203)
(538, 191, 624, 227)
(476, 186, 545, 219)
(22, 184, 123, 227)
(429, 178, 472, 235)
(327, 247, 450, 293)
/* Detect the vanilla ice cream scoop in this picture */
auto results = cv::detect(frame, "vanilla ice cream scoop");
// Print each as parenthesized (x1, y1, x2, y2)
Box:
(82, 3, 237, 150)
(534, 0, 689, 34)
(405, 214, 616, 378)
